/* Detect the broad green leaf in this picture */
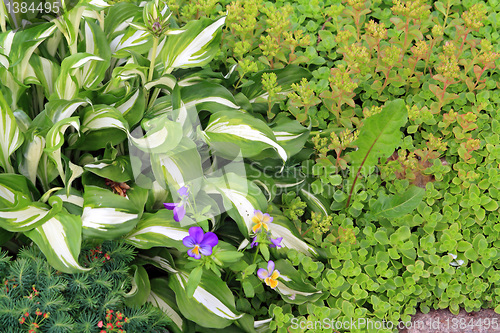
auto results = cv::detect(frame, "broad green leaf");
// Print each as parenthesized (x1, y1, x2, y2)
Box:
(54, 53, 105, 100)
(80, 19, 112, 89)
(44, 117, 80, 184)
(110, 29, 151, 57)
(162, 17, 225, 70)
(81, 185, 147, 239)
(175, 82, 240, 114)
(271, 116, 310, 158)
(128, 114, 182, 154)
(149, 279, 185, 333)
(124, 264, 151, 307)
(29, 54, 60, 98)
(78, 105, 128, 150)
(168, 270, 243, 328)
(84, 156, 133, 183)
(125, 209, 193, 249)
(202, 111, 287, 165)
(372, 186, 425, 219)
(299, 189, 330, 216)
(186, 266, 203, 298)
(273, 259, 323, 304)
(25, 211, 90, 273)
(113, 87, 146, 127)
(267, 213, 318, 257)
(0, 173, 34, 208)
(45, 99, 89, 123)
(346, 99, 407, 205)
(205, 173, 267, 238)
(0, 91, 24, 173)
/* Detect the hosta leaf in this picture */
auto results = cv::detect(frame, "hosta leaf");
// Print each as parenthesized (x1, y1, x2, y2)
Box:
(168, 270, 243, 329)
(267, 212, 318, 257)
(175, 82, 240, 114)
(372, 186, 425, 219)
(273, 259, 323, 304)
(45, 99, 89, 123)
(55, 188, 84, 216)
(271, 116, 310, 158)
(124, 264, 151, 307)
(113, 87, 146, 127)
(202, 111, 287, 165)
(78, 105, 128, 150)
(25, 211, 90, 273)
(162, 17, 225, 70)
(0, 194, 63, 232)
(149, 137, 203, 197)
(128, 114, 182, 154)
(17, 134, 45, 185)
(0, 91, 24, 173)
(110, 29, 151, 57)
(29, 54, 60, 98)
(299, 189, 331, 216)
(80, 19, 112, 89)
(149, 280, 185, 333)
(104, 2, 141, 36)
(81, 185, 147, 239)
(0, 174, 33, 208)
(125, 209, 193, 250)
(84, 156, 133, 183)
(205, 173, 267, 238)
(44, 117, 80, 184)
(54, 53, 105, 100)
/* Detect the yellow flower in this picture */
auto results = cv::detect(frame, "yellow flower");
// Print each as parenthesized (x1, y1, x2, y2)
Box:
(252, 210, 273, 233)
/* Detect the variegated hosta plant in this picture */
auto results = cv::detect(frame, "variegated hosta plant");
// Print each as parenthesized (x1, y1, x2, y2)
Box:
(0, 0, 323, 331)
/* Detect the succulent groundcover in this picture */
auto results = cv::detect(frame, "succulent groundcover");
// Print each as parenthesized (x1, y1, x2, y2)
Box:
(0, 0, 500, 332)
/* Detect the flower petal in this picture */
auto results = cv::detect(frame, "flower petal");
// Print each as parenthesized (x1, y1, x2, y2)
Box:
(269, 278, 278, 289)
(163, 203, 177, 210)
(270, 270, 280, 280)
(199, 244, 213, 256)
(187, 248, 202, 259)
(177, 186, 189, 197)
(257, 268, 269, 279)
(188, 226, 205, 244)
(254, 210, 263, 220)
(262, 215, 273, 224)
(267, 260, 275, 273)
(270, 237, 283, 248)
(173, 205, 186, 221)
(182, 236, 196, 248)
(201, 231, 219, 247)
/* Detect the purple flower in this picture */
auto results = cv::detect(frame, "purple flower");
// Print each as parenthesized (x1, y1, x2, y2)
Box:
(182, 226, 218, 260)
(270, 237, 283, 248)
(257, 260, 280, 289)
(164, 186, 189, 222)
(250, 236, 258, 248)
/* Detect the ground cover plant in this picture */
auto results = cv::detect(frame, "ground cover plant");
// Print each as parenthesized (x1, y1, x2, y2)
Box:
(0, 0, 499, 332)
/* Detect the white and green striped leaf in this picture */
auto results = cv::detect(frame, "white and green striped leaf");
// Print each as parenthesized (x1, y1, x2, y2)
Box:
(267, 211, 317, 257)
(124, 264, 151, 307)
(81, 19, 111, 89)
(271, 116, 310, 158)
(18, 134, 45, 185)
(78, 105, 129, 150)
(174, 82, 240, 114)
(128, 114, 182, 154)
(168, 269, 243, 329)
(44, 117, 80, 184)
(25, 211, 90, 273)
(299, 188, 331, 216)
(202, 111, 287, 165)
(84, 156, 133, 183)
(45, 99, 89, 123)
(54, 53, 105, 100)
(273, 259, 323, 304)
(0, 91, 24, 173)
(81, 185, 147, 239)
(29, 54, 60, 98)
(149, 280, 185, 333)
(205, 173, 267, 238)
(112, 87, 146, 127)
(162, 17, 226, 70)
(125, 209, 192, 250)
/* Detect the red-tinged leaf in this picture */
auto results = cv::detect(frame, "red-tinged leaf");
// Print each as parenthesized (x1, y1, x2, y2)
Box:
(428, 84, 443, 101)
(465, 77, 475, 92)
(432, 74, 447, 83)
(473, 65, 484, 81)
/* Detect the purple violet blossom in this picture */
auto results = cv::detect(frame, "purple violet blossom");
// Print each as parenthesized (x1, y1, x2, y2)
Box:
(270, 237, 283, 248)
(257, 260, 280, 289)
(164, 186, 189, 222)
(182, 226, 219, 259)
